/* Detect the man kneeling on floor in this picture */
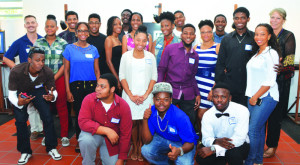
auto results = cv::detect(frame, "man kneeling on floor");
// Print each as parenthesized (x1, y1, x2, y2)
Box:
(141, 82, 198, 164)
(78, 73, 132, 165)
(196, 83, 250, 165)
(8, 47, 62, 165)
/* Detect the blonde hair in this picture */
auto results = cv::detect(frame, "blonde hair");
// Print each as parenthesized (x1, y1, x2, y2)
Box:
(270, 8, 287, 20)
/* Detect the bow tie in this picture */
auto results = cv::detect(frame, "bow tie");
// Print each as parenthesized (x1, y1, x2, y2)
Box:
(215, 113, 230, 118)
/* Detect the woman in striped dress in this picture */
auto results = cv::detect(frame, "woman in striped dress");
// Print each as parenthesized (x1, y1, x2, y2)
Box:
(194, 20, 220, 132)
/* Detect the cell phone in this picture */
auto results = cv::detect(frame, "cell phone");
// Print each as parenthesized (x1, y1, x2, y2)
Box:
(20, 93, 30, 99)
(256, 98, 262, 106)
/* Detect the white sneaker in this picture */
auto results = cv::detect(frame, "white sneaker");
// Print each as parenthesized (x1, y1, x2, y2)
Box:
(41, 137, 45, 146)
(61, 137, 70, 147)
(18, 153, 32, 165)
(48, 149, 62, 160)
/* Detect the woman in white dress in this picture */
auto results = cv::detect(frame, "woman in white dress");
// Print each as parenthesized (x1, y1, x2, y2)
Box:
(119, 25, 157, 161)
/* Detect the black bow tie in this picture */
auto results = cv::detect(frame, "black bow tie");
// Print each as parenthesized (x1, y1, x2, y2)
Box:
(215, 113, 230, 118)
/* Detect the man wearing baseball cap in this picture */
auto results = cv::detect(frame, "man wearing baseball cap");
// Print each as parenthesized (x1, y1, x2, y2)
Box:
(141, 82, 198, 164)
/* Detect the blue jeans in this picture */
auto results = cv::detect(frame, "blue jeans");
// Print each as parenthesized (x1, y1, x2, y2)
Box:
(245, 94, 277, 165)
(141, 134, 196, 165)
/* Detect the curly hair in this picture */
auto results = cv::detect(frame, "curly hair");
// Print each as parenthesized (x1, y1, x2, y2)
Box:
(198, 19, 214, 30)
(158, 11, 175, 24)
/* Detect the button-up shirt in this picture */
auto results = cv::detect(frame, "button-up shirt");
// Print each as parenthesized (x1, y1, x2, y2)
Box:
(213, 32, 227, 43)
(202, 102, 250, 157)
(58, 29, 77, 44)
(34, 36, 68, 74)
(158, 42, 200, 100)
(4, 34, 42, 63)
(78, 92, 132, 160)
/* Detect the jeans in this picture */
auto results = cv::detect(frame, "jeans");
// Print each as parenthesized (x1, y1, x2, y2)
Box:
(245, 93, 277, 165)
(141, 134, 196, 165)
(78, 131, 118, 165)
(14, 88, 58, 154)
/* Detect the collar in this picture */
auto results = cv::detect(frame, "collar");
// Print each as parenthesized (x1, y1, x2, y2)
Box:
(260, 46, 272, 54)
(94, 93, 120, 106)
(152, 104, 175, 121)
(22, 33, 42, 41)
(179, 42, 194, 53)
(230, 28, 251, 37)
(40, 36, 60, 43)
(23, 62, 44, 76)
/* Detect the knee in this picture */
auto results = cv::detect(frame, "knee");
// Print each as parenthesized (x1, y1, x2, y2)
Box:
(78, 132, 95, 147)
(141, 144, 155, 158)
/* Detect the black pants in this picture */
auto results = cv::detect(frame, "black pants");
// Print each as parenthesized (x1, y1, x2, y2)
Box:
(70, 80, 96, 139)
(172, 98, 197, 128)
(266, 77, 291, 147)
(231, 93, 248, 108)
(14, 88, 57, 154)
(196, 142, 250, 165)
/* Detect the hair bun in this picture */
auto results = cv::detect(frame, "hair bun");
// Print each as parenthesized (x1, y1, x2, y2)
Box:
(137, 25, 147, 33)
(47, 14, 56, 20)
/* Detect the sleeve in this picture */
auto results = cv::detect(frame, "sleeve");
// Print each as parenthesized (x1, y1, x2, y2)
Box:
(118, 53, 126, 81)
(282, 32, 296, 78)
(151, 55, 158, 81)
(4, 40, 19, 60)
(214, 39, 227, 83)
(62, 45, 70, 61)
(201, 111, 216, 147)
(118, 101, 133, 160)
(94, 46, 100, 59)
(44, 68, 56, 90)
(50, 90, 58, 102)
(147, 110, 156, 135)
(8, 69, 18, 91)
(8, 90, 23, 109)
(213, 145, 227, 157)
(157, 46, 170, 82)
(78, 95, 100, 134)
(193, 53, 200, 96)
(261, 50, 279, 87)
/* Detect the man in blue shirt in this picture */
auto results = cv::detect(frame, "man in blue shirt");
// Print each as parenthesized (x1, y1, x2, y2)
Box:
(213, 14, 227, 43)
(3, 15, 43, 141)
(141, 82, 198, 165)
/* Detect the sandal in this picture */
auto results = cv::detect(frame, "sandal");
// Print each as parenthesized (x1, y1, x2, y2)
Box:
(137, 155, 144, 162)
(130, 153, 138, 161)
(263, 147, 277, 158)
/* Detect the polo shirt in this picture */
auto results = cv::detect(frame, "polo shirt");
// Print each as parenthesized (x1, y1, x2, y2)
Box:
(4, 34, 42, 63)
(78, 92, 132, 160)
(58, 29, 77, 44)
(34, 36, 68, 74)
(148, 104, 198, 145)
(8, 62, 56, 93)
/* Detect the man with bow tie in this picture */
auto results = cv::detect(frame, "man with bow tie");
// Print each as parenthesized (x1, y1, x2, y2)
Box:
(196, 83, 250, 165)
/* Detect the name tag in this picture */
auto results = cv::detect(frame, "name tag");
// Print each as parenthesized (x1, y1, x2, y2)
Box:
(168, 125, 177, 134)
(111, 118, 120, 124)
(245, 44, 252, 51)
(85, 54, 93, 58)
(26, 48, 30, 53)
(228, 117, 236, 125)
(56, 50, 62, 54)
(145, 59, 152, 64)
(155, 44, 163, 49)
(35, 84, 43, 89)
(189, 58, 195, 64)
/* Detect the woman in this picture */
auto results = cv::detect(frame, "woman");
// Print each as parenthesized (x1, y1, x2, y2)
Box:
(34, 14, 70, 147)
(264, 8, 296, 158)
(122, 12, 152, 54)
(245, 23, 280, 165)
(193, 20, 220, 130)
(63, 22, 100, 152)
(151, 11, 180, 65)
(119, 25, 157, 161)
(104, 16, 122, 95)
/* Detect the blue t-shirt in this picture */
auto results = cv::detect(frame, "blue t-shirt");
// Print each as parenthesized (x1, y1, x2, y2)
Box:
(4, 34, 42, 63)
(63, 44, 99, 83)
(148, 104, 198, 145)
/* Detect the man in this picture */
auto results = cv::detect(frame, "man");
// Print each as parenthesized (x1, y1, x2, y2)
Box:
(196, 83, 250, 165)
(3, 15, 43, 141)
(141, 82, 198, 164)
(8, 47, 62, 164)
(78, 73, 132, 165)
(173, 10, 185, 37)
(213, 14, 227, 43)
(118, 9, 132, 42)
(215, 7, 258, 107)
(87, 13, 109, 74)
(158, 24, 200, 127)
(58, 11, 78, 44)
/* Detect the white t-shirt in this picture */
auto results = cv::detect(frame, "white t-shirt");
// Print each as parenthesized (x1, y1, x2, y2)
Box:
(101, 101, 112, 112)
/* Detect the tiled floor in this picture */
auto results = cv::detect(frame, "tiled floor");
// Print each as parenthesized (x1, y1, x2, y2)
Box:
(0, 119, 300, 165)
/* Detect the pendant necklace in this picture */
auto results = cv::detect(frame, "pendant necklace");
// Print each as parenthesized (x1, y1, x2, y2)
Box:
(236, 34, 246, 44)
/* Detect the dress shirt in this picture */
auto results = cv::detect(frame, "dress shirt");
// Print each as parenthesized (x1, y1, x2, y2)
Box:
(213, 32, 227, 43)
(158, 42, 200, 100)
(202, 101, 250, 157)
(246, 46, 279, 101)
(78, 92, 132, 160)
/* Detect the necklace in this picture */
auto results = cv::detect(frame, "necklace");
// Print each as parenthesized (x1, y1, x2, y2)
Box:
(157, 114, 168, 132)
(236, 34, 247, 44)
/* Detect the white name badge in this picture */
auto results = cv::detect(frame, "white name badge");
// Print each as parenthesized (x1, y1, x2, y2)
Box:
(189, 58, 195, 64)
(145, 59, 152, 64)
(156, 44, 163, 49)
(26, 48, 30, 53)
(228, 117, 237, 125)
(85, 54, 93, 58)
(245, 44, 252, 51)
(168, 125, 178, 134)
(111, 118, 120, 124)
(56, 50, 62, 54)
(35, 84, 43, 89)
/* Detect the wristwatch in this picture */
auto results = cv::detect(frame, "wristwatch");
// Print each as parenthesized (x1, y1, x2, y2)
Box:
(179, 147, 184, 156)
(210, 146, 216, 152)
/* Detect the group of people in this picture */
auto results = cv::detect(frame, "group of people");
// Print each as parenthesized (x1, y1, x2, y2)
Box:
(3, 5, 295, 165)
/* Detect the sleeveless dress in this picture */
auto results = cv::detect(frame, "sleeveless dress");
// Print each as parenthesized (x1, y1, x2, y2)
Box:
(126, 33, 150, 51)
(195, 43, 218, 109)
(110, 45, 122, 75)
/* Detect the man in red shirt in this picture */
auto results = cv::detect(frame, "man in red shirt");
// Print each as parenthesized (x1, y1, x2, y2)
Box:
(78, 73, 132, 165)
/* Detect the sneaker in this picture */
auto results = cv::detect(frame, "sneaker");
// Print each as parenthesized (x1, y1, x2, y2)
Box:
(41, 137, 45, 146)
(30, 131, 39, 141)
(18, 153, 32, 165)
(61, 137, 70, 147)
(48, 149, 62, 160)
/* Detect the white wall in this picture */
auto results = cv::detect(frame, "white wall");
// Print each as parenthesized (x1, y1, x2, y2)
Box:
(1, 0, 300, 112)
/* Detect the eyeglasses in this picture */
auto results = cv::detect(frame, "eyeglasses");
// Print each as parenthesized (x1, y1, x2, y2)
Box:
(88, 21, 100, 25)
(201, 31, 213, 35)
(76, 30, 89, 33)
